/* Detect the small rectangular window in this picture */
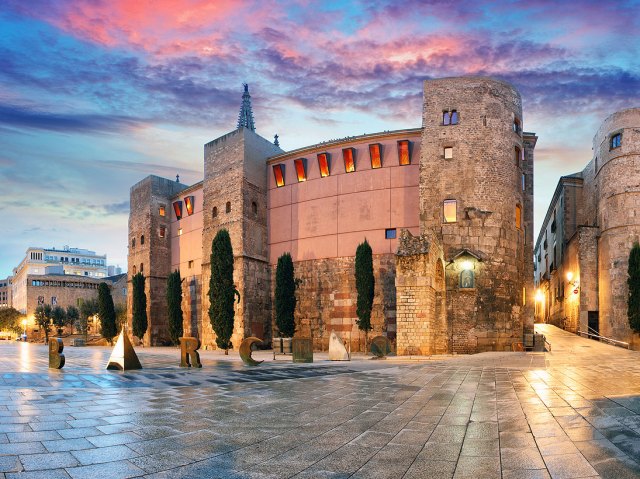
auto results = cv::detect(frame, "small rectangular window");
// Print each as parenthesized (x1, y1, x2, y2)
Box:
(522, 173, 526, 191)
(385, 228, 396, 239)
(444, 147, 453, 159)
(515, 146, 521, 167)
(343, 148, 355, 173)
(159, 226, 166, 238)
(516, 205, 522, 230)
(188, 260, 194, 268)
(294, 158, 307, 182)
(398, 140, 411, 165)
(369, 144, 382, 169)
(317, 153, 330, 177)
(273, 164, 285, 187)
(611, 133, 622, 149)
(184, 196, 195, 216)
(159, 205, 165, 216)
(443, 110, 458, 125)
(443, 199, 457, 223)
(173, 201, 183, 220)
(178, 228, 183, 236)
(513, 118, 522, 134)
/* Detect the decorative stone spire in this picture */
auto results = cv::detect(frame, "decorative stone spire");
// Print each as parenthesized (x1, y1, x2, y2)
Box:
(237, 83, 256, 131)
(274, 134, 279, 147)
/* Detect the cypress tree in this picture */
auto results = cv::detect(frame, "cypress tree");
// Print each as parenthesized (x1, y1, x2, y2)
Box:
(275, 253, 296, 337)
(34, 304, 52, 343)
(355, 239, 374, 346)
(628, 242, 640, 333)
(132, 272, 148, 341)
(208, 229, 239, 354)
(166, 270, 183, 345)
(98, 282, 117, 344)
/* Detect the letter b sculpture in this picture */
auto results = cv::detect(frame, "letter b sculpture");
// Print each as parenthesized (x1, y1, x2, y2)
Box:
(48, 338, 65, 369)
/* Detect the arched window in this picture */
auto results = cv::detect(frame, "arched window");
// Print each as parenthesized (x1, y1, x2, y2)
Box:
(140, 235, 145, 245)
(132, 265, 137, 275)
(226, 202, 231, 213)
(140, 263, 144, 273)
(252, 201, 257, 215)
(212, 206, 218, 218)
(460, 269, 475, 289)
(131, 238, 136, 248)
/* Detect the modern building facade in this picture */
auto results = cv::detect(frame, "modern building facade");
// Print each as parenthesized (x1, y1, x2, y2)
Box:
(129, 77, 536, 354)
(534, 108, 640, 349)
(0, 277, 12, 308)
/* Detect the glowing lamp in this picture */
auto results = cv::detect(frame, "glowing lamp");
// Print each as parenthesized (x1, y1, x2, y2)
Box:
(461, 260, 473, 271)
(566, 271, 574, 282)
(535, 289, 544, 303)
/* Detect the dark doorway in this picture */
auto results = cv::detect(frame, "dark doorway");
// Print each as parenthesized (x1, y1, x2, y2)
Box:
(587, 311, 599, 339)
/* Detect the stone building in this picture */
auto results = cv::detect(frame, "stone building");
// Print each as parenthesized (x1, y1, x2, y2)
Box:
(534, 108, 640, 349)
(128, 77, 535, 353)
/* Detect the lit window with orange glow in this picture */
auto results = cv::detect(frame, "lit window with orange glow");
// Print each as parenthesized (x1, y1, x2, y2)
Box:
(369, 143, 382, 169)
(317, 153, 330, 177)
(398, 140, 411, 165)
(159, 205, 165, 216)
(443, 199, 457, 223)
(273, 164, 285, 187)
(294, 158, 307, 182)
(516, 204, 522, 229)
(184, 196, 195, 216)
(173, 201, 183, 220)
(343, 148, 355, 173)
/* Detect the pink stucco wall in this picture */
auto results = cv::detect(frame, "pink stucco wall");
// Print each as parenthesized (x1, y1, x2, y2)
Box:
(268, 131, 421, 264)
(170, 186, 204, 275)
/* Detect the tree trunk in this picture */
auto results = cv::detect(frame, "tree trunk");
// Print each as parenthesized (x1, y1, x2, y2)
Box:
(225, 348, 228, 355)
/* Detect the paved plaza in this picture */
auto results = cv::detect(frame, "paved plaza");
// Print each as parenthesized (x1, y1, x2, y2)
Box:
(1, 325, 640, 479)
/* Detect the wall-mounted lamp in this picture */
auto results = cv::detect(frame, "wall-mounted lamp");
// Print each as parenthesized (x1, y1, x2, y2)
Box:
(461, 260, 473, 271)
(535, 289, 544, 303)
(566, 271, 579, 294)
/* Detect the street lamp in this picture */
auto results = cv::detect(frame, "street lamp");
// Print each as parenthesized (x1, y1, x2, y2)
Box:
(535, 289, 544, 303)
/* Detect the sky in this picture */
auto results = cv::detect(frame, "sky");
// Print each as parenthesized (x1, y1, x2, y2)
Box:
(1, 0, 639, 276)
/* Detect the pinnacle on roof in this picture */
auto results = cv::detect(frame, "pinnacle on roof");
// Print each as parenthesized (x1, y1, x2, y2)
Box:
(237, 83, 256, 131)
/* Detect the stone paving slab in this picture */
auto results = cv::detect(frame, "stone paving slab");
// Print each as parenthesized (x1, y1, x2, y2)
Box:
(0, 325, 639, 478)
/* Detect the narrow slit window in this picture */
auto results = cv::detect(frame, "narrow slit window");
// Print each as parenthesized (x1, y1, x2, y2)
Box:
(140, 235, 145, 245)
(444, 147, 453, 159)
(212, 206, 218, 218)
(184, 196, 195, 216)
(369, 143, 382, 169)
(317, 153, 330, 177)
(451, 110, 458, 124)
(443, 111, 450, 125)
(273, 164, 285, 187)
(385, 228, 396, 239)
(294, 158, 307, 182)
(611, 133, 622, 149)
(159, 205, 165, 216)
(513, 118, 521, 134)
(516, 204, 522, 229)
(398, 140, 411, 165)
(522, 173, 526, 191)
(159, 226, 166, 238)
(443, 199, 457, 223)
(515, 146, 522, 168)
(252, 201, 257, 215)
(173, 201, 183, 220)
(226, 201, 231, 213)
(343, 148, 355, 173)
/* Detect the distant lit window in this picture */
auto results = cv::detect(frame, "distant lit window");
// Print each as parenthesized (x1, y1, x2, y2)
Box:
(515, 146, 522, 167)
(140, 235, 145, 245)
(226, 201, 231, 213)
(444, 147, 453, 159)
(212, 206, 218, 218)
(369, 144, 382, 169)
(273, 164, 285, 187)
(443, 199, 457, 223)
(385, 228, 396, 239)
(317, 153, 330, 177)
(178, 228, 183, 236)
(443, 110, 458, 125)
(184, 196, 195, 216)
(516, 204, 522, 229)
(159, 205, 166, 216)
(611, 133, 622, 149)
(398, 140, 411, 165)
(173, 201, 183, 220)
(343, 148, 355, 173)
(294, 158, 307, 182)
(159, 226, 166, 238)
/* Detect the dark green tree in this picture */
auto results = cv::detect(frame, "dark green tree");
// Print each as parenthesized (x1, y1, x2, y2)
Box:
(51, 305, 67, 335)
(132, 272, 148, 341)
(115, 303, 127, 332)
(166, 270, 183, 345)
(34, 304, 52, 343)
(98, 283, 117, 344)
(275, 253, 296, 338)
(628, 242, 640, 333)
(79, 298, 99, 338)
(208, 229, 239, 354)
(0, 307, 24, 335)
(355, 239, 375, 347)
(65, 305, 80, 332)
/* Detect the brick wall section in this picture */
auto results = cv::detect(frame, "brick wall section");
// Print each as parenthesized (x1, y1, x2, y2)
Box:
(418, 77, 531, 353)
(271, 254, 396, 352)
(128, 176, 187, 345)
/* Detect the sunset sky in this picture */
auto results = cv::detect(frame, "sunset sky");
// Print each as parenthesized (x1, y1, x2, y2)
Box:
(1, 0, 639, 276)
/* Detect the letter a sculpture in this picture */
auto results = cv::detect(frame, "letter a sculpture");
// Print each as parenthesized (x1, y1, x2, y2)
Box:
(48, 338, 65, 369)
(106, 330, 142, 370)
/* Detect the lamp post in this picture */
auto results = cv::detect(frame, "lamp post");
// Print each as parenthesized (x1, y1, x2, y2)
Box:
(21, 319, 27, 341)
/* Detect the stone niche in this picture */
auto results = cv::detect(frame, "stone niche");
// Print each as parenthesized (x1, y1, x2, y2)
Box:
(395, 229, 448, 355)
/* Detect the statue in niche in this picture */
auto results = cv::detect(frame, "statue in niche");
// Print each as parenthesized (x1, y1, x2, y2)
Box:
(460, 269, 475, 289)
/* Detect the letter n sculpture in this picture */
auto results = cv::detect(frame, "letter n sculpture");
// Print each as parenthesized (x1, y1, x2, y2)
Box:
(180, 337, 202, 368)
(48, 338, 65, 369)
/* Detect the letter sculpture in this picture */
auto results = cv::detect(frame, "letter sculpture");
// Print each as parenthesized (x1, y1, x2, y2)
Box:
(48, 338, 65, 369)
(180, 337, 202, 368)
(106, 330, 142, 370)
(239, 337, 264, 366)
(328, 332, 350, 361)
(370, 335, 392, 358)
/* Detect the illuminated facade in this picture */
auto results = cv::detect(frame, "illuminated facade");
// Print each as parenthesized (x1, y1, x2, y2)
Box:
(129, 78, 535, 353)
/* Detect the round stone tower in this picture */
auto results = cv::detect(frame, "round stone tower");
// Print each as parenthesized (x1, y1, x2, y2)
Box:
(593, 107, 640, 344)
(420, 77, 531, 353)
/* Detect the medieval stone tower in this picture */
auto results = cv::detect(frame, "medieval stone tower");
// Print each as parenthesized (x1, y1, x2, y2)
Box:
(407, 77, 535, 353)
(128, 176, 187, 345)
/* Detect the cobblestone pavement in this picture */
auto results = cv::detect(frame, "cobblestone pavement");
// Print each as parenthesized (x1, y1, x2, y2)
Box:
(1, 325, 639, 479)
